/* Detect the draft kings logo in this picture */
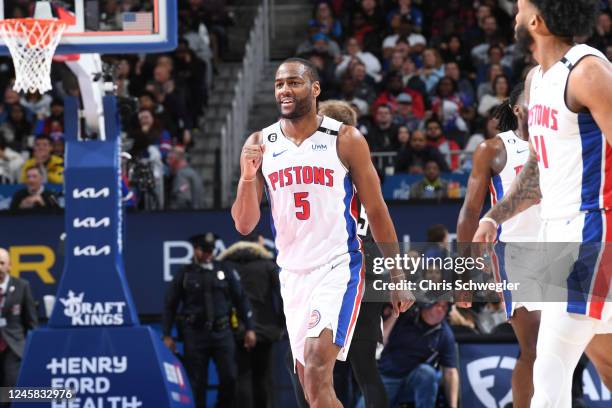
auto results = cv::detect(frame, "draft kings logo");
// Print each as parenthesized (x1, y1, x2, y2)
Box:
(59, 291, 126, 326)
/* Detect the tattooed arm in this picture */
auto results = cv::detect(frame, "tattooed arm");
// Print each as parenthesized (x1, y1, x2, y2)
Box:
(473, 67, 541, 243)
(473, 145, 541, 242)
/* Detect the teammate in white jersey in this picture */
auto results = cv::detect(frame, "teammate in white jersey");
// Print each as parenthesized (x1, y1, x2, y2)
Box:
(458, 83, 541, 408)
(474, 0, 612, 406)
(231, 58, 413, 408)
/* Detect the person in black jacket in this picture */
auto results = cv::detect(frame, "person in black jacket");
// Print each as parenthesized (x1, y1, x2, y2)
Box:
(10, 166, 60, 211)
(0, 248, 37, 408)
(218, 232, 284, 408)
(162, 233, 256, 408)
(395, 129, 450, 174)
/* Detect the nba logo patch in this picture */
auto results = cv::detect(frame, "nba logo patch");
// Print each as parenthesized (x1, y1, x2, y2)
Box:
(308, 310, 321, 329)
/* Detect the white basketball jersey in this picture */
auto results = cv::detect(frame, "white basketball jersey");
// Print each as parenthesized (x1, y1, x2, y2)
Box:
(261, 116, 361, 270)
(489, 131, 541, 242)
(528, 44, 610, 219)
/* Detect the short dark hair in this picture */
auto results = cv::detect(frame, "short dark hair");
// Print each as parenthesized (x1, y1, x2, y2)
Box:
(35, 134, 52, 144)
(425, 117, 441, 128)
(427, 224, 448, 243)
(279, 57, 320, 83)
(530, 0, 599, 38)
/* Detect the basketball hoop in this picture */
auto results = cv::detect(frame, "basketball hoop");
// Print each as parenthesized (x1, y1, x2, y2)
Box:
(0, 18, 66, 94)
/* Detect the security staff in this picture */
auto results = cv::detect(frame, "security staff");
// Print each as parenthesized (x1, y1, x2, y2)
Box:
(162, 233, 256, 408)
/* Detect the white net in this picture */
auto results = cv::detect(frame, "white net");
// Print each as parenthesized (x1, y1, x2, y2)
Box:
(0, 19, 66, 94)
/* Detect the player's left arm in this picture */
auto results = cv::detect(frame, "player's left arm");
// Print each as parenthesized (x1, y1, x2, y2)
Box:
(338, 125, 413, 315)
(569, 56, 612, 142)
(337, 125, 399, 259)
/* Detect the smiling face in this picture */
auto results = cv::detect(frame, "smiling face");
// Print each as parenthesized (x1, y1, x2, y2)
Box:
(275, 62, 320, 120)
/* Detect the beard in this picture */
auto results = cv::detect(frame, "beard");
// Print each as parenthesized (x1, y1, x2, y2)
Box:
(515, 23, 534, 55)
(278, 93, 313, 119)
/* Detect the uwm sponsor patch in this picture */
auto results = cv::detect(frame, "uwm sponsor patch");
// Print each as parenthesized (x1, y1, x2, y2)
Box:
(59, 291, 126, 326)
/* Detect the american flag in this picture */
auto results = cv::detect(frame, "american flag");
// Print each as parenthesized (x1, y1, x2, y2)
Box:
(122, 12, 153, 31)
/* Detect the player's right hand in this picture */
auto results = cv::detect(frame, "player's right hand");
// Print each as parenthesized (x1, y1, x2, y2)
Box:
(241, 144, 265, 179)
(473, 221, 497, 243)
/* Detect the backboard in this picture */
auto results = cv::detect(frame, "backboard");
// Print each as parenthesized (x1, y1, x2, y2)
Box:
(0, 0, 176, 54)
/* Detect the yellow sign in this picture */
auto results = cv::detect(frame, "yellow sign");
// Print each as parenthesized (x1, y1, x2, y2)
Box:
(9, 246, 56, 284)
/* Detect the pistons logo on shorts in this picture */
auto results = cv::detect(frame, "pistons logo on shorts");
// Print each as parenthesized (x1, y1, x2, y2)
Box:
(308, 310, 321, 329)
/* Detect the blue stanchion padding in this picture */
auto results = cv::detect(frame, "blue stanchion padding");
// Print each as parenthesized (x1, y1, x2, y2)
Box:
(17, 326, 193, 407)
(49, 96, 138, 328)
(16, 95, 193, 406)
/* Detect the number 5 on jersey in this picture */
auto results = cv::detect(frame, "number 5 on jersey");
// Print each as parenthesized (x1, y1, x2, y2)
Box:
(294, 192, 310, 220)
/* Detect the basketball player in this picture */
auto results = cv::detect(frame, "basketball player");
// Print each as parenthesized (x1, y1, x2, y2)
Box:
(231, 58, 413, 408)
(318, 100, 388, 408)
(457, 83, 541, 407)
(473, 0, 612, 406)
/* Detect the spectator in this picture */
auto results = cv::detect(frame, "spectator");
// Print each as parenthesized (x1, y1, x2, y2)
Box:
(478, 74, 510, 117)
(392, 93, 421, 131)
(378, 301, 459, 408)
(461, 113, 500, 172)
(382, 15, 426, 59)
(335, 37, 382, 81)
(475, 44, 513, 86)
(410, 160, 449, 200)
(431, 76, 467, 134)
(174, 38, 208, 124)
(19, 135, 63, 185)
(419, 48, 445, 94)
(444, 62, 475, 108)
(137, 91, 178, 139)
(400, 57, 429, 109)
(0, 104, 33, 153)
(336, 76, 369, 116)
(439, 35, 473, 75)
(430, 0, 476, 42)
(129, 109, 172, 161)
(145, 62, 192, 144)
(395, 129, 450, 174)
(49, 132, 65, 159)
(166, 146, 204, 210)
(20, 92, 52, 120)
(588, 12, 612, 53)
(0, 248, 38, 399)
(470, 14, 502, 65)
(373, 70, 425, 119)
(10, 166, 60, 211)
(365, 104, 399, 152)
(309, 2, 342, 42)
(386, 0, 423, 33)
(349, 10, 381, 60)
(296, 33, 341, 60)
(359, 0, 385, 33)
(35, 98, 64, 137)
(350, 61, 378, 105)
(425, 118, 460, 170)
(0, 132, 23, 184)
(476, 63, 503, 99)
(218, 232, 283, 408)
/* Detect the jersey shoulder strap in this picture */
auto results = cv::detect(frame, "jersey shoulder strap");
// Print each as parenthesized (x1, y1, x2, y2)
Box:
(318, 115, 342, 136)
(560, 44, 608, 72)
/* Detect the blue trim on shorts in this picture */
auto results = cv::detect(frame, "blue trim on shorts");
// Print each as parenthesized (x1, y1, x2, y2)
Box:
(567, 212, 602, 315)
(335, 251, 363, 347)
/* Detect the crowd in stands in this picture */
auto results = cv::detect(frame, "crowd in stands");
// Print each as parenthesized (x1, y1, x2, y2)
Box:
(0, 0, 239, 211)
(297, 0, 611, 198)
